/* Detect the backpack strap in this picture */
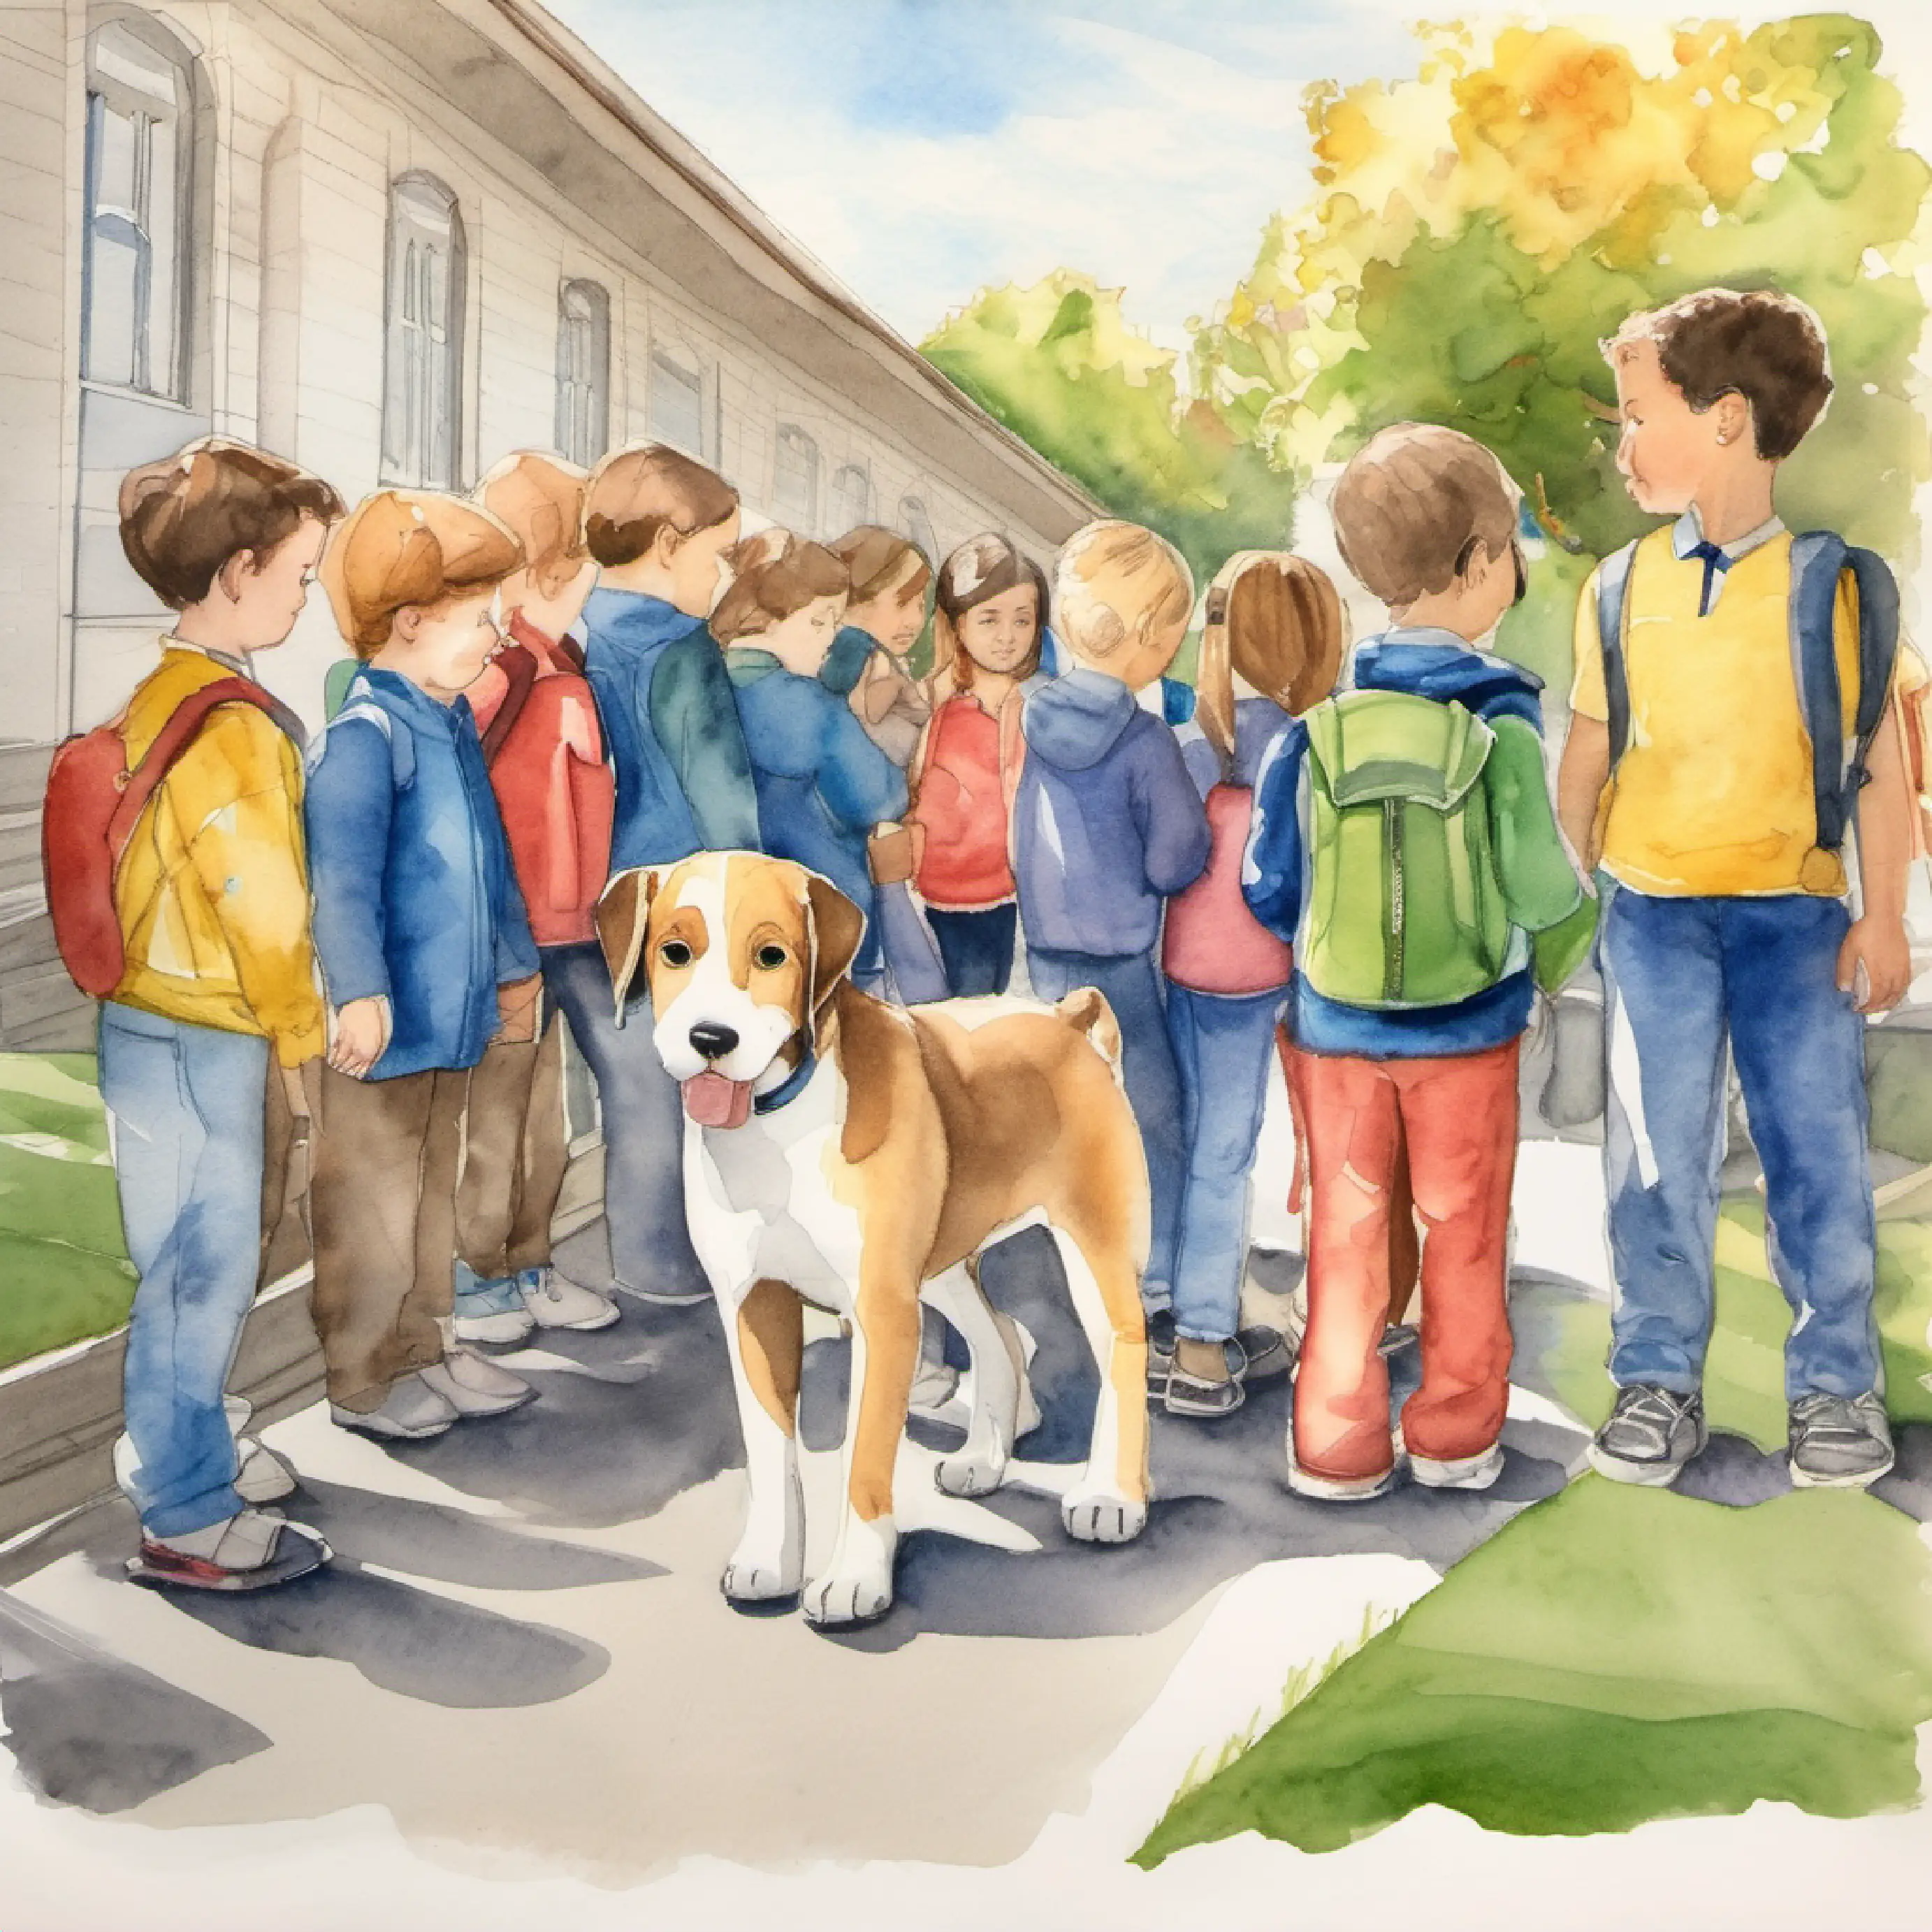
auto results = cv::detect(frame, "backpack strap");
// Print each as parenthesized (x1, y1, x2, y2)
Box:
(1790, 532, 1901, 852)
(479, 643, 539, 765)
(1595, 539, 1640, 767)
(320, 682, 416, 790)
(109, 676, 306, 866)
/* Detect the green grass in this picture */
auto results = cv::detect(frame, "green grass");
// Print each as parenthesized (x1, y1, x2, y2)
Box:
(0, 1053, 135, 1372)
(1136, 1479, 1932, 1862)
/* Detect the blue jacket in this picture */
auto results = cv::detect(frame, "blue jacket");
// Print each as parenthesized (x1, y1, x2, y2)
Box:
(305, 667, 539, 1080)
(819, 625, 875, 699)
(1015, 667, 1211, 958)
(1243, 630, 1553, 1059)
(582, 588, 761, 870)
(727, 648, 908, 912)
(1179, 694, 1291, 799)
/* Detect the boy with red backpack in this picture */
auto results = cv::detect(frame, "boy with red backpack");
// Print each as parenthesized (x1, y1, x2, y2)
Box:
(48, 438, 342, 1590)
(1557, 288, 1912, 1492)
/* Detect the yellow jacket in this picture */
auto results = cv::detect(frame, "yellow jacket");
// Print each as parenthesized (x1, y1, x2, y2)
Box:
(112, 643, 326, 1068)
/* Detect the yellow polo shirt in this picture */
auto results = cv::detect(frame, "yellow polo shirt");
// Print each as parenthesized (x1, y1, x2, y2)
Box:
(1570, 524, 1860, 898)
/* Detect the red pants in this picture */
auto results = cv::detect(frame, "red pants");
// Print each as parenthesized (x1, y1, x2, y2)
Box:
(1291, 1039, 1518, 1483)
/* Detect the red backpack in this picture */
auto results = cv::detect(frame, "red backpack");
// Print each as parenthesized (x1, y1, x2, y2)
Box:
(43, 677, 304, 1000)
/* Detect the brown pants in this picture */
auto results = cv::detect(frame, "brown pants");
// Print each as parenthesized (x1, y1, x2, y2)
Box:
(310, 1063, 467, 1411)
(454, 1013, 569, 1282)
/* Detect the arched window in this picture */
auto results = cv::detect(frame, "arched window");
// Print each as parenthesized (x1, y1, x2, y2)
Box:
(382, 173, 465, 488)
(899, 495, 939, 571)
(82, 15, 196, 399)
(555, 279, 611, 467)
(828, 463, 871, 534)
(649, 346, 705, 457)
(772, 426, 820, 532)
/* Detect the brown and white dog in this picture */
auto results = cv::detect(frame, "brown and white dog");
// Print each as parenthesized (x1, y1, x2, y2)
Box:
(597, 851, 1152, 1628)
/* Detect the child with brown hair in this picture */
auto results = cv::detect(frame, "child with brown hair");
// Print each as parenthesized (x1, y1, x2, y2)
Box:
(1154, 553, 1344, 1417)
(574, 441, 754, 1304)
(447, 452, 620, 1344)
(305, 489, 543, 1441)
(718, 530, 908, 989)
(820, 525, 934, 768)
(908, 532, 1052, 996)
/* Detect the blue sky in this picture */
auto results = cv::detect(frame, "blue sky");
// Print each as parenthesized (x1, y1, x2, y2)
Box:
(542, 0, 1425, 351)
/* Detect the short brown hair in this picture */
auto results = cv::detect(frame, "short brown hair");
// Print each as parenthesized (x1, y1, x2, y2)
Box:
(709, 529, 848, 646)
(828, 525, 931, 606)
(475, 451, 589, 592)
(1054, 521, 1194, 662)
(1331, 424, 1520, 609)
(119, 437, 344, 611)
(324, 490, 524, 658)
(583, 442, 738, 569)
(935, 531, 1049, 688)
(1608, 287, 1833, 461)
(1196, 552, 1346, 769)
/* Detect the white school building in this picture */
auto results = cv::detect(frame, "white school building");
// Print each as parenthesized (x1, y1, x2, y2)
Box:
(0, 0, 1101, 1052)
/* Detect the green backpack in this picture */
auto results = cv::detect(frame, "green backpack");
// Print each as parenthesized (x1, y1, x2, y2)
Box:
(1300, 688, 1515, 1010)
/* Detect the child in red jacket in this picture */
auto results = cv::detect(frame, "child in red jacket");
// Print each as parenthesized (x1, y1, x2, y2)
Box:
(453, 451, 620, 1342)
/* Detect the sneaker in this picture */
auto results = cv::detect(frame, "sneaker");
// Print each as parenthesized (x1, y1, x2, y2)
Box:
(331, 1373, 460, 1440)
(1588, 1383, 1708, 1487)
(420, 1347, 536, 1418)
(1145, 1309, 1177, 1396)
(1285, 1425, 1404, 1502)
(453, 1265, 539, 1345)
(234, 1437, 298, 1502)
(1788, 1390, 1894, 1489)
(521, 1267, 620, 1332)
(126, 1506, 331, 1592)
(1411, 1441, 1506, 1490)
(1151, 1321, 1287, 1406)
(1165, 1336, 1245, 1418)
(621, 1278, 713, 1308)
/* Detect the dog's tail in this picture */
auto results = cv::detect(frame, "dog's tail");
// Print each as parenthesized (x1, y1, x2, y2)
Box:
(1055, 987, 1124, 1073)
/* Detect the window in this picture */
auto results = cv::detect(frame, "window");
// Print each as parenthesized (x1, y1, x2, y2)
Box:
(649, 349, 704, 456)
(772, 426, 820, 532)
(828, 463, 871, 534)
(83, 17, 194, 399)
(555, 279, 611, 467)
(382, 173, 465, 488)
(899, 495, 939, 570)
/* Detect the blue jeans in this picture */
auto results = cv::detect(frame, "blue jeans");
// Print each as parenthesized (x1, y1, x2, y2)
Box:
(930, 905, 1017, 997)
(1167, 985, 1285, 1342)
(1026, 946, 1184, 1308)
(99, 1004, 266, 1539)
(543, 941, 706, 1300)
(1600, 889, 1881, 1400)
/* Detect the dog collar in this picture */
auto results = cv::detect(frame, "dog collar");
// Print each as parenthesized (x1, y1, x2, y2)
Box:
(753, 1043, 817, 1115)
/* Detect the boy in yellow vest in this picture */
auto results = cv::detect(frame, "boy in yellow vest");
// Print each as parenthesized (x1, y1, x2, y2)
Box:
(1557, 287, 1914, 1490)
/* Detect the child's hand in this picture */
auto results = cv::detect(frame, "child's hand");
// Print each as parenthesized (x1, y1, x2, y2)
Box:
(1838, 915, 1914, 1015)
(494, 975, 542, 1044)
(328, 998, 391, 1077)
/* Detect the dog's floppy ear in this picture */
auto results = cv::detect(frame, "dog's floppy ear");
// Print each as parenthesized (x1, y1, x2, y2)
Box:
(595, 867, 660, 1027)
(801, 870, 864, 1015)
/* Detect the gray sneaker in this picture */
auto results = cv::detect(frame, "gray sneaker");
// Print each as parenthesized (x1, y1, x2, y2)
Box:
(1588, 1383, 1708, 1487)
(1788, 1391, 1894, 1489)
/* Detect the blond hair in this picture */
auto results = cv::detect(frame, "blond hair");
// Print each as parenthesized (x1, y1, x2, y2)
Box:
(1196, 553, 1346, 771)
(474, 451, 589, 593)
(323, 490, 523, 658)
(1054, 520, 1193, 662)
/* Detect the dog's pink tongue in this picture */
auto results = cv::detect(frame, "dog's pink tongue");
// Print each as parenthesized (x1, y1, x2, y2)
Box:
(682, 1070, 753, 1129)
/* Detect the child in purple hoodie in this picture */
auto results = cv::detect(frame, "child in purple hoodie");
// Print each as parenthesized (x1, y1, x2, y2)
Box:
(1015, 521, 1211, 1323)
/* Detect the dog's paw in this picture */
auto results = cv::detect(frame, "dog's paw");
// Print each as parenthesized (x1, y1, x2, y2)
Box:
(1061, 1489, 1149, 1545)
(721, 1546, 802, 1604)
(801, 1564, 894, 1628)
(934, 1450, 1008, 1499)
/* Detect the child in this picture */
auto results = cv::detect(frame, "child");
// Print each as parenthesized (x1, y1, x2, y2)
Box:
(716, 530, 908, 989)
(1557, 288, 1911, 1490)
(574, 442, 752, 1305)
(1245, 424, 1586, 1500)
(451, 451, 620, 1344)
(93, 437, 341, 1591)
(305, 490, 543, 1440)
(1158, 552, 1344, 1417)
(1015, 521, 1211, 1325)
(820, 525, 933, 768)
(909, 534, 1052, 997)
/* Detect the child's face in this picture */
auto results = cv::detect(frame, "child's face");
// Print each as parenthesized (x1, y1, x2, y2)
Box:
(1612, 337, 1734, 516)
(758, 593, 847, 677)
(388, 588, 502, 698)
(223, 514, 329, 651)
(848, 558, 929, 658)
(509, 556, 599, 639)
(958, 582, 1038, 677)
(668, 512, 742, 620)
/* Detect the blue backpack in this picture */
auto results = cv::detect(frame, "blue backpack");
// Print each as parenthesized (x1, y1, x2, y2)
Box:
(1595, 531, 1901, 863)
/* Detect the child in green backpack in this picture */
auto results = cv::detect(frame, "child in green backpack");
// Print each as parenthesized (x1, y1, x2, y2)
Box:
(1244, 423, 1589, 1501)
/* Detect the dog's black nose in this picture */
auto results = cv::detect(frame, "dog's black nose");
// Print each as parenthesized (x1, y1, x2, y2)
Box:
(688, 1022, 739, 1061)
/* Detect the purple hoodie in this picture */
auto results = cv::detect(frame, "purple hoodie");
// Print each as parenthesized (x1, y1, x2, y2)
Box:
(1014, 668, 1211, 957)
